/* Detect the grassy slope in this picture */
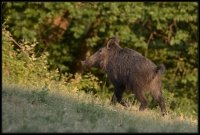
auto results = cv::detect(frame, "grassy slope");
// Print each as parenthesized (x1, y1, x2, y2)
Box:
(2, 85, 197, 133)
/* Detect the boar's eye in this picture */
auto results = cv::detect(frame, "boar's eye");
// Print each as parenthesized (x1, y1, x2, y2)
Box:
(99, 49, 102, 53)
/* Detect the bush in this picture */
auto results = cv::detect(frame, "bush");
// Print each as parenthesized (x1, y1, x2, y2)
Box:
(2, 23, 59, 88)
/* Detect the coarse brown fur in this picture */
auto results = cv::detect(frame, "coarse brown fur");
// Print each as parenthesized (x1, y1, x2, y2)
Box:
(81, 36, 167, 116)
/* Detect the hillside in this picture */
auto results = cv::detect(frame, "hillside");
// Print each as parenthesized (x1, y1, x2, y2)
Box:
(2, 85, 197, 133)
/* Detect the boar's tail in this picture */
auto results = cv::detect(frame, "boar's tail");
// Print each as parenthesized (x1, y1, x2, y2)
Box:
(156, 64, 165, 74)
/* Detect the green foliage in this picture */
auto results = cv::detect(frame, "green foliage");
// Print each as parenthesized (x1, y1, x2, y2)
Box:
(2, 2, 198, 117)
(2, 23, 60, 87)
(67, 73, 101, 93)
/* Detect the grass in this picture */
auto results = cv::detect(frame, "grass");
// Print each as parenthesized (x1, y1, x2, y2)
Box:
(2, 84, 198, 133)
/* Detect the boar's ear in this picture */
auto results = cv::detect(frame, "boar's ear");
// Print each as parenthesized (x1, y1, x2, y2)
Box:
(106, 36, 120, 50)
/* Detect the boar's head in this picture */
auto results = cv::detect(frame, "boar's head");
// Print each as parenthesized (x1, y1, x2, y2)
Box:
(81, 36, 121, 69)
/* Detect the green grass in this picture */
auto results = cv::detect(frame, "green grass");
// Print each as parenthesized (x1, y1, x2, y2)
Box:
(2, 85, 197, 133)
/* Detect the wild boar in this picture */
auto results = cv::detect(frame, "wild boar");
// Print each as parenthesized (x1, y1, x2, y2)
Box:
(81, 36, 167, 115)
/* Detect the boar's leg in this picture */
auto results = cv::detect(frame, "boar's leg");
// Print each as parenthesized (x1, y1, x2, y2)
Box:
(158, 96, 167, 116)
(149, 76, 167, 115)
(150, 90, 167, 116)
(135, 90, 148, 111)
(111, 85, 129, 107)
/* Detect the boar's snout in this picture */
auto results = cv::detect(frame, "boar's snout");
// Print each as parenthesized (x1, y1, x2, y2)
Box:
(81, 60, 86, 66)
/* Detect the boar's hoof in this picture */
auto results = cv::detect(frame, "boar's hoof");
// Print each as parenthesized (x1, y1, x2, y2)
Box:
(81, 61, 86, 66)
(162, 111, 168, 116)
(120, 100, 131, 108)
(139, 105, 147, 111)
(110, 101, 117, 106)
